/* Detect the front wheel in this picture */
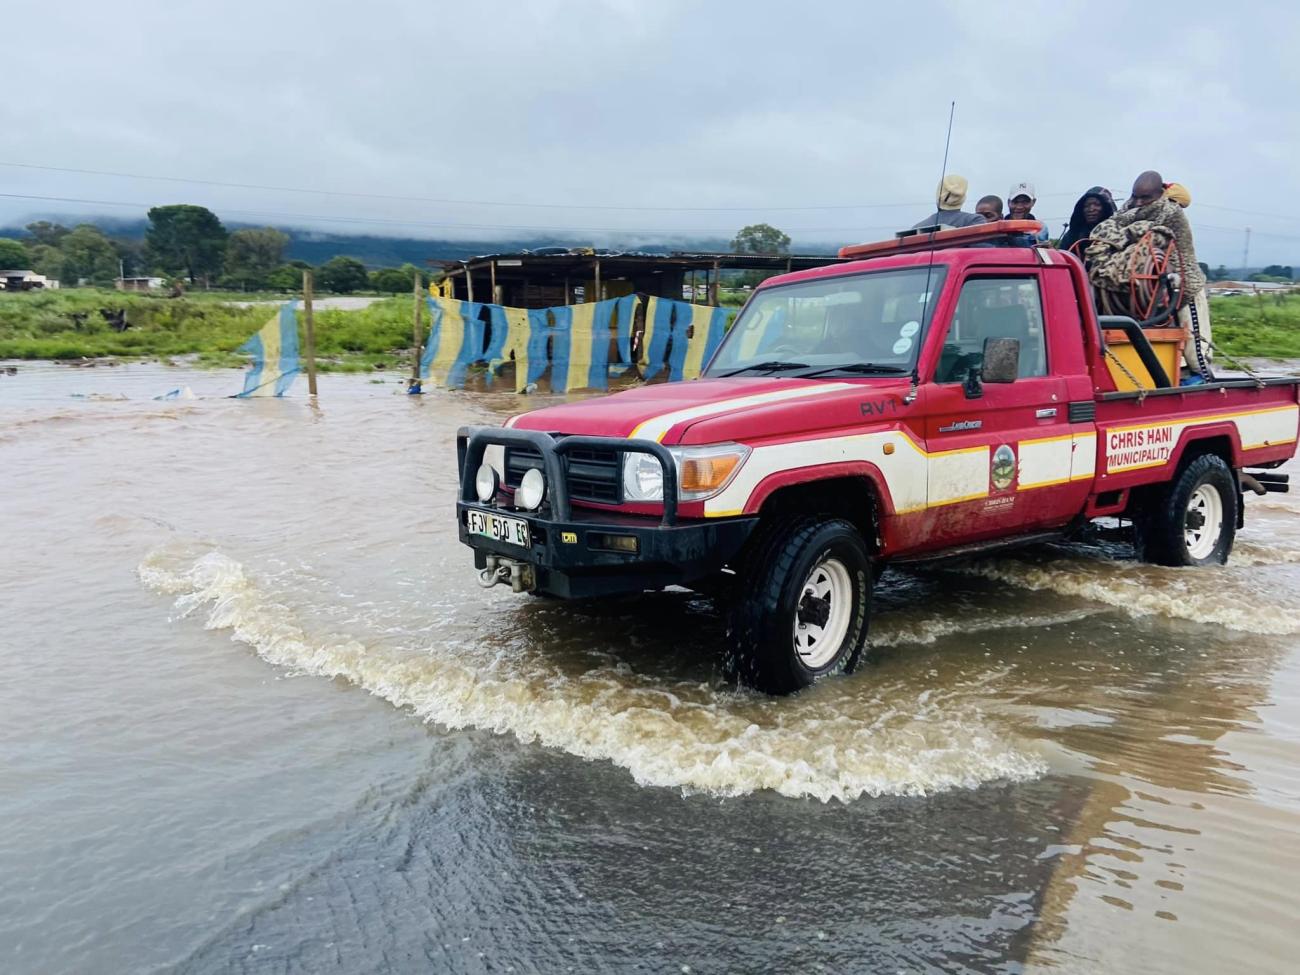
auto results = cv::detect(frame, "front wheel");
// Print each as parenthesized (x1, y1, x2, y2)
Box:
(726, 516, 872, 695)
(1137, 453, 1238, 566)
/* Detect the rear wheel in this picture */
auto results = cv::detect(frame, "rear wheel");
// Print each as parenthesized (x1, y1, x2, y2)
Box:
(726, 516, 872, 695)
(1137, 453, 1237, 566)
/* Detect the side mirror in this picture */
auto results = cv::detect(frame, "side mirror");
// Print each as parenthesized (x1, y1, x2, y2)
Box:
(981, 337, 1020, 384)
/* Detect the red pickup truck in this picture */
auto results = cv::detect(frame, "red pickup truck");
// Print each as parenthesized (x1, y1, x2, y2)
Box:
(456, 222, 1299, 694)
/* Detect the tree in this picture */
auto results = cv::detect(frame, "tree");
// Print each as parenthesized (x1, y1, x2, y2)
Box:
(27, 244, 64, 280)
(59, 225, 120, 285)
(1261, 265, 1294, 281)
(370, 263, 426, 293)
(731, 223, 791, 255)
(0, 237, 28, 269)
(224, 227, 289, 288)
(25, 221, 69, 248)
(145, 204, 228, 285)
(317, 255, 369, 293)
(267, 260, 311, 292)
(112, 237, 146, 278)
(1209, 265, 1231, 281)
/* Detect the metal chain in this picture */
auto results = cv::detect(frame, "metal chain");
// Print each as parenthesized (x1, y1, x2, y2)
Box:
(1104, 346, 1149, 401)
(1187, 300, 1213, 381)
(1205, 336, 1266, 387)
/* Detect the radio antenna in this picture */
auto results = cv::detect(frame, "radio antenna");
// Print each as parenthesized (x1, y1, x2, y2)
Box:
(907, 100, 955, 404)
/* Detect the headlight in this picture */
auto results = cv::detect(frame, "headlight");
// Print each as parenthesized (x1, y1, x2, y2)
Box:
(475, 462, 499, 502)
(620, 443, 749, 503)
(517, 467, 546, 510)
(622, 451, 666, 502)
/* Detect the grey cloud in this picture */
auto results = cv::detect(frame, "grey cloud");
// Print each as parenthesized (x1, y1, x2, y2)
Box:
(2, 0, 1297, 264)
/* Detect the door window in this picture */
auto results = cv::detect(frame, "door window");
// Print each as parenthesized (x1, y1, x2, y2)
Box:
(935, 276, 1047, 383)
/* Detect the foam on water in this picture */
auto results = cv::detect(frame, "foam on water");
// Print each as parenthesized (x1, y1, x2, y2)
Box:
(957, 551, 1300, 635)
(138, 550, 1048, 803)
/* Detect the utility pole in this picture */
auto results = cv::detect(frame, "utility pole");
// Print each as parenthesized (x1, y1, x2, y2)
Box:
(1241, 227, 1251, 280)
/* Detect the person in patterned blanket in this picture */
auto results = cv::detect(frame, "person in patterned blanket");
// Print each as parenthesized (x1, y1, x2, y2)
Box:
(1085, 171, 1212, 376)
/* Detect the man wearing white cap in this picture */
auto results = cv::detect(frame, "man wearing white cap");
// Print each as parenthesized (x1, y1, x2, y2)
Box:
(1007, 182, 1050, 243)
(910, 175, 987, 230)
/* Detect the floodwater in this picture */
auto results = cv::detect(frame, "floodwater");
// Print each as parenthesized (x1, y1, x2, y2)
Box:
(3, 361, 1300, 974)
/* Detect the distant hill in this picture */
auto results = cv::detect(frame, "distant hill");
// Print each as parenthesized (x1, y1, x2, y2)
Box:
(0, 217, 785, 268)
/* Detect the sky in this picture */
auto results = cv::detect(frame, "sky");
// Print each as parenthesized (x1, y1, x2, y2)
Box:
(4, 0, 1298, 267)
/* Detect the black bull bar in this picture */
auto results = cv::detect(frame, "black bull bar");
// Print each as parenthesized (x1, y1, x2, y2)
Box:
(454, 426, 758, 598)
(457, 425, 680, 525)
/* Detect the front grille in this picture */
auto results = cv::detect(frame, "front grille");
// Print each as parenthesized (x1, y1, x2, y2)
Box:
(504, 440, 622, 504)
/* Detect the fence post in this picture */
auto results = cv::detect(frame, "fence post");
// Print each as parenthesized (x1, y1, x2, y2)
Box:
(411, 270, 423, 388)
(302, 270, 318, 396)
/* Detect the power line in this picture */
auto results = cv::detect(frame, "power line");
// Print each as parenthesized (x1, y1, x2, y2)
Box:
(3, 189, 1296, 243)
(0, 160, 931, 213)
(0, 191, 907, 237)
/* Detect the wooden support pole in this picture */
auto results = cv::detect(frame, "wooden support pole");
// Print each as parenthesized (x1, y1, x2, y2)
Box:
(411, 269, 422, 384)
(593, 259, 601, 303)
(711, 260, 720, 306)
(489, 260, 498, 305)
(465, 263, 475, 303)
(302, 269, 318, 396)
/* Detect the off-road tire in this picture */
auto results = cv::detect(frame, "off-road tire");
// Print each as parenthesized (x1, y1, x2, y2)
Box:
(725, 516, 872, 695)
(1137, 453, 1237, 566)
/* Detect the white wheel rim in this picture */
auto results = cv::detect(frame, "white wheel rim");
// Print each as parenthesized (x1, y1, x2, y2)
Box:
(793, 557, 853, 669)
(1184, 484, 1223, 560)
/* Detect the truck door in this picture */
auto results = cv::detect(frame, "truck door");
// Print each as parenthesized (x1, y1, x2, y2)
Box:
(921, 271, 1079, 543)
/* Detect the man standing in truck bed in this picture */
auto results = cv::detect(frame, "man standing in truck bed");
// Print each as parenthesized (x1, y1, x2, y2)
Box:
(910, 175, 987, 230)
(1117, 170, 1211, 374)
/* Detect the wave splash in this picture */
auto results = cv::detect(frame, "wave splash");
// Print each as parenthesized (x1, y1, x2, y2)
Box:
(138, 550, 1047, 803)
(956, 550, 1300, 635)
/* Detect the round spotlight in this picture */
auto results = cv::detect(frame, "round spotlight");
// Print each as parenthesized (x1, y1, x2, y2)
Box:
(517, 468, 546, 511)
(475, 462, 499, 503)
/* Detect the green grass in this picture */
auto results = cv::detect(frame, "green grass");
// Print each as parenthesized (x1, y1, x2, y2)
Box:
(5, 286, 1295, 372)
(0, 288, 421, 372)
(1209, 293, 1300, 359)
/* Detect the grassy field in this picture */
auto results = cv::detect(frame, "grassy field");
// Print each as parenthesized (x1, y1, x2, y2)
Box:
(0, 289, 421, 372)
(1209, 293, 1300, 359)
(1, 287, 1295, 374)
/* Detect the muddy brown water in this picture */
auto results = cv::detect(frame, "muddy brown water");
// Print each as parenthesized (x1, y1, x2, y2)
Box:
(3, 362, 1299, 974)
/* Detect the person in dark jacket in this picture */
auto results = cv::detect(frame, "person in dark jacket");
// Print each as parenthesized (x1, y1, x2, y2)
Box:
(909, 175, 987, 230)
(1058, 186, 1117, 254)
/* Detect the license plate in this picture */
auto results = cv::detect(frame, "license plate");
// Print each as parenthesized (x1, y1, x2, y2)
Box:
(467, 509, 530, 548)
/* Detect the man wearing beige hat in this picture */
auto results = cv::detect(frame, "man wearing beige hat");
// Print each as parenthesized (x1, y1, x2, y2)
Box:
(910, 175, 987, 230)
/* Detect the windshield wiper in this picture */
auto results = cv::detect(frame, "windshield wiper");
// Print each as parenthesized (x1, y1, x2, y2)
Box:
(713, 360, 810, 377)
(795, 362, 909, 379)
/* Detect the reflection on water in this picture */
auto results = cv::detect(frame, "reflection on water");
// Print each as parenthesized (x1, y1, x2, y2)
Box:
(4, 362, 1300, 973)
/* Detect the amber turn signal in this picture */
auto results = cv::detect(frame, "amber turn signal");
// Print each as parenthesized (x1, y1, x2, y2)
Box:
(679, 454, 743, 493)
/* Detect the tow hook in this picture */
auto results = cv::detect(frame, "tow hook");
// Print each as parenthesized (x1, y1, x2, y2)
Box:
(476, 555, 537, 593)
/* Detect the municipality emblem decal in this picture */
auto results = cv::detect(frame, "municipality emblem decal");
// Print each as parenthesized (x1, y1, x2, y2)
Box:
(991, 444, 1016, 491)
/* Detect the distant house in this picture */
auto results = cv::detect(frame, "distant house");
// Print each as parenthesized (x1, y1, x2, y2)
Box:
(0, 270, 58, 291)
(1209, 280, 1296, 295)
(116, 276, 165, 292)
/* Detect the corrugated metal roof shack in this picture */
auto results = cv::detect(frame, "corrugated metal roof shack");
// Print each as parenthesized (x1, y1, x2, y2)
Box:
(431, 249, 847, 308)
(429, 250, 848, 386)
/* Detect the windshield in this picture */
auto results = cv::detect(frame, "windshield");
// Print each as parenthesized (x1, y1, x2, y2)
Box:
(704, 266, 947, 378)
